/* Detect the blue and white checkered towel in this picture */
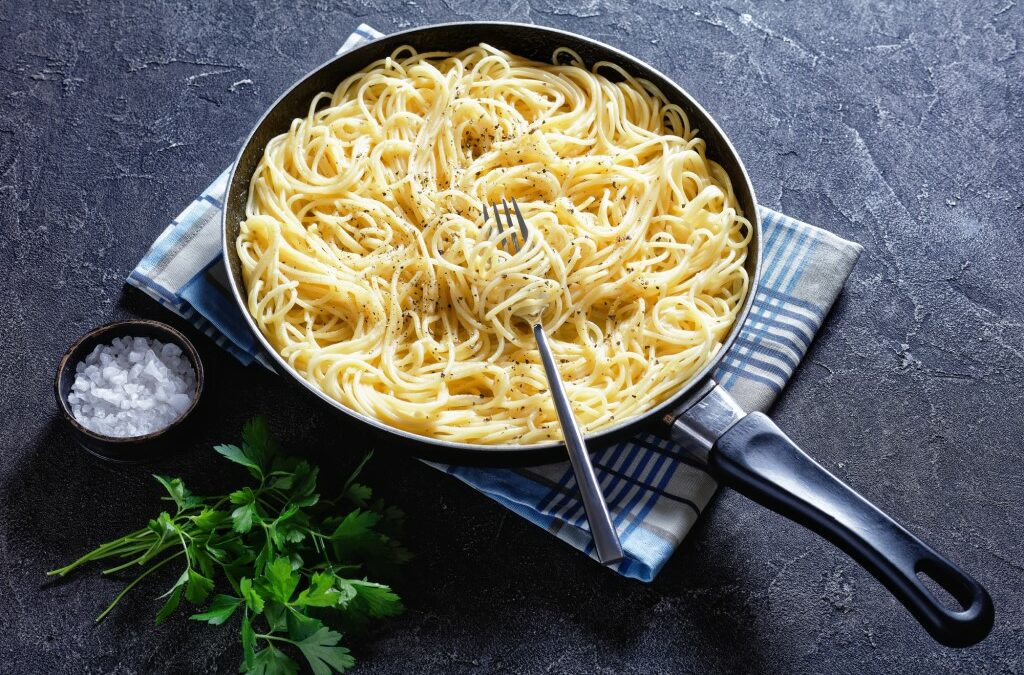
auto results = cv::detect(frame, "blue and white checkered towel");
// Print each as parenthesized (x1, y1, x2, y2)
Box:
(128, 24, 862, 582)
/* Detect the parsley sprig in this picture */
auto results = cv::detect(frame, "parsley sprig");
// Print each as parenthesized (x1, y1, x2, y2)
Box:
(49, 418, 409, 674)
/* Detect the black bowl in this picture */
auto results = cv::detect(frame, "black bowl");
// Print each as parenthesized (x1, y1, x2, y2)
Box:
(54, 319, 205, 463)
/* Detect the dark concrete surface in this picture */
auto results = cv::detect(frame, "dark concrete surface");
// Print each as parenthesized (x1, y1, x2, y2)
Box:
(2, 0, 1022, 673)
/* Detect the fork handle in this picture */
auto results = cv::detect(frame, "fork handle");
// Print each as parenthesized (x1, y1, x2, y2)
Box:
(533, 323, 624, 565)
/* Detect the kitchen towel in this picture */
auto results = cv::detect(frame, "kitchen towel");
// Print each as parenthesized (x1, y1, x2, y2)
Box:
(129, 23, 862, 582)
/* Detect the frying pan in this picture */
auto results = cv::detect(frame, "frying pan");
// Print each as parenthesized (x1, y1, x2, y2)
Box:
(221, 22, 993, 647)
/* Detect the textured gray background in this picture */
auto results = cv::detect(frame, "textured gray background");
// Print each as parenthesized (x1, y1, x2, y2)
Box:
(2, 0, 1023, 673)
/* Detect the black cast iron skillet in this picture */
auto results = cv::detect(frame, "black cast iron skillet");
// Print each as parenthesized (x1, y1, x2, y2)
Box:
(221, 22, 993, 647)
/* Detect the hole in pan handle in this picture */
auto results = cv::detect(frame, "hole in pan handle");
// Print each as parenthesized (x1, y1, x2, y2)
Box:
(665, 381, 994, 648)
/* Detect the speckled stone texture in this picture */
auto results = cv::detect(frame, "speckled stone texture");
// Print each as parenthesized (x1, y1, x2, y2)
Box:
(1, 1, 1022, 673)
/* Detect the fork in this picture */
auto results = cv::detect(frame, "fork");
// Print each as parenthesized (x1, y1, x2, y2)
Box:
(484, 198, 624, 565)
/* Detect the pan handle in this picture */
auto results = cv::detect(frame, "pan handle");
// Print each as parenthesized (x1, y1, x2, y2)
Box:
(667, 383, 994, 647)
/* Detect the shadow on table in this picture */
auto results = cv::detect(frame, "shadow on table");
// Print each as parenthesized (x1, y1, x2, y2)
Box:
(374, 462, 797, 671)
(3, 414, 794, 671)
(1, 419, 163, 573)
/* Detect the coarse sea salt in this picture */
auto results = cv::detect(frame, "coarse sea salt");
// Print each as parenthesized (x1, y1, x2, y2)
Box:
(68, 336, 197, 438)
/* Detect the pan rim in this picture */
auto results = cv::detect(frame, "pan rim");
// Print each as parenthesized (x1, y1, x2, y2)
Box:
(222, 21, 761, 461)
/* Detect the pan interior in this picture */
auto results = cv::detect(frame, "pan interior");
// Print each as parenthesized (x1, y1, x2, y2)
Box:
(222, 23, 760, 462)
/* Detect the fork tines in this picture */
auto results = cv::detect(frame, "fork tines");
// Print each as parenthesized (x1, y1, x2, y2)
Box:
(483, 198, 530, 254)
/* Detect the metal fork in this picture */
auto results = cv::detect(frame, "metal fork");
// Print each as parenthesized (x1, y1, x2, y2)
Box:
(484, 198, 624, 565)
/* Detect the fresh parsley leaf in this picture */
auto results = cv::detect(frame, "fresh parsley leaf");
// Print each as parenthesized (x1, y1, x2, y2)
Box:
(158, 569, 189, 600)
(273, 503, 300, 523)
(247, 643, 299, 675)
(286, 461, 319, 508)
(230, 488, 259, 534)
(155, 585, 183, 625)
(258, 557, 299, 604)
(342, 579, 403, 618)
(240, 577, 265, 613)
(190, 594, 242, 625)
(242, 417, 273, 470)
(328, 509, 381, 542)
(269, 505, 306, 549)
(371, 503, 409, 544)
(254, 537, 274, 577)
(295, 626, 355, 675)
(274, 524, 306, 547)
(230, 487, 257, 505)
(241, 613, 257, 669)
(153, 475, 202, 512)
(192, 507, 231, 531)
(344, 483, 373, 507)
(192, 546, 215, 579)
(232, 504, 257, 534)
(327, 509, 408, 575)
(263, 601, 288, 633)
(271, 474, 295, 491)
(295, 571, 341, 608)
(214, 539, 257, 574)
(185, 567, 214, 604)
(285, 608, 324, 642)
(214, 443, 263, 479)
(147, 511, 178, 539)
(330, 578, 404, 634)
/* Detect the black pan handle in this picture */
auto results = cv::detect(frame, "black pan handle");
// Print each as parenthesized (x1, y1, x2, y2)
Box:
(710, 412, 993, 647)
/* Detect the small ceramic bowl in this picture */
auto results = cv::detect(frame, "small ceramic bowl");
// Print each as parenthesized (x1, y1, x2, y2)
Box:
(55, 319, 205, 463)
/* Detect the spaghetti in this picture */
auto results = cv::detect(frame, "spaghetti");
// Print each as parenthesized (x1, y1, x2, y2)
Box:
(237, 44, 751, 444)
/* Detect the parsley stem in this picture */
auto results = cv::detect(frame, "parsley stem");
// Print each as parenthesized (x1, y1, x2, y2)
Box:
(264, 470, 292, 478)
(261, 489, 289, 508)
(47, 532, 156, 576)
(101, 543, 175, 575)
(95, 550, 184, 622)
(177, 530, 192, 567)
(341, 451, 373, 495)
(325, 450, 374, 506)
